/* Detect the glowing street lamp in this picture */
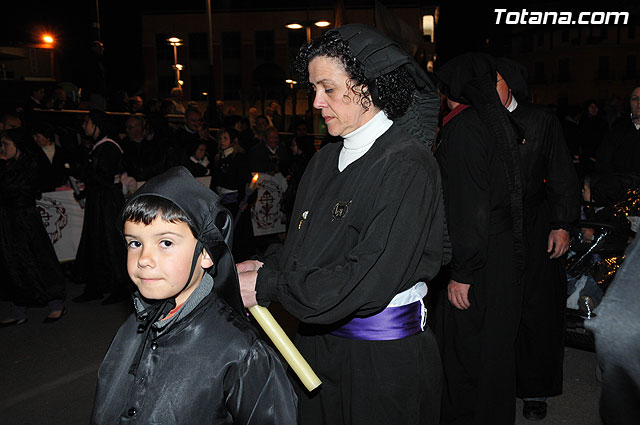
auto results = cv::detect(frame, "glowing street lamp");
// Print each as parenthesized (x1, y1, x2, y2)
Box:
(40, 33, 55, 80)
(285, 20, 331, 43)
(167, 37, 183, 87)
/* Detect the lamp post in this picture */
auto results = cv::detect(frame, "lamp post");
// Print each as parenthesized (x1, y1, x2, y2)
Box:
(285, 20, 330, 112)
(285, 79, 298, 128)
(167, 37, 183, 87)
(42, 34, 55, 80)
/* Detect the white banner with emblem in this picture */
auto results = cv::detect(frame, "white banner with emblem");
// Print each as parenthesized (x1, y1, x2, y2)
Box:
(38, 176, 212, 262)
(250, 173, 288, 236)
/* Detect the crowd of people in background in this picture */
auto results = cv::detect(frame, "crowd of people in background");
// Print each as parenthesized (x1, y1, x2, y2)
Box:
(1, 36, 639, 423)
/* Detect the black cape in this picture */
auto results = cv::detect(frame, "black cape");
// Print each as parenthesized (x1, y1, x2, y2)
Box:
(0, 151, 66, 306)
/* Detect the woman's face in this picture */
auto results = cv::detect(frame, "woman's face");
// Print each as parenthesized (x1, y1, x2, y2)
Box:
(218, 132, 231, 150)
(0, 137, 18, 160)
(308, 55, 379, 137)
(34, 133, 52, 147)
(194, 143, 207, 160)
(82, 117, 97, 138)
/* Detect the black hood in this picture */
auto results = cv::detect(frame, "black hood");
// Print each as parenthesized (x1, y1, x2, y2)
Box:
(496, 57, 529, 104)
(331, 23, 440, 149)
(124, 166, 245, 318)
(436, 52, 526, 276)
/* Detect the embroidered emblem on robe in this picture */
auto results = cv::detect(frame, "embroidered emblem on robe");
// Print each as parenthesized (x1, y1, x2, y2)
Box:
(332, 201, 351, 221)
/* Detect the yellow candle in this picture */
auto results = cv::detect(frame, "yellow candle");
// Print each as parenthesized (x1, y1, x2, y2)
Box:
(249, 305, 322, 392)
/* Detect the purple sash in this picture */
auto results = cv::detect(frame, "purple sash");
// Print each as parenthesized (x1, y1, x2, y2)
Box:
(330, 301, 423, 341)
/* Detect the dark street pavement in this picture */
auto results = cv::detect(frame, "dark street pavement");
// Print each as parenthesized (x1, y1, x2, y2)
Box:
(1, 281, 603, 425)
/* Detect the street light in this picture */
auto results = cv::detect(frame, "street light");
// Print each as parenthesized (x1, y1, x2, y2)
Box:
(41, 33, 55, 80)
(286, 20, 329, 112)
(285, 20, 331, 43)
(285, 79, 299, 126)
(167, 37, 183, 87)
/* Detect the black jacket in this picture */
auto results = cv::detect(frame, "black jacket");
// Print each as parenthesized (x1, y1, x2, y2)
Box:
(90, 277, 297, 425)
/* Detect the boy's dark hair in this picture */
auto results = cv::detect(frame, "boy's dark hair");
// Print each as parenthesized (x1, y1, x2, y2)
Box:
(122, 195, 198, 237)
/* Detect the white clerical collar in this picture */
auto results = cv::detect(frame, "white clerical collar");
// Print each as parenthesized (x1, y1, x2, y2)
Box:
(222, 146, 234, 157)
(507, 96, 518, 112)
(339, 110, 392, 172)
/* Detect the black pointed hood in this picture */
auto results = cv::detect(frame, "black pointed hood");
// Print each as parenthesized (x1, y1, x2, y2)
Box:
(124, 166, 245, 318)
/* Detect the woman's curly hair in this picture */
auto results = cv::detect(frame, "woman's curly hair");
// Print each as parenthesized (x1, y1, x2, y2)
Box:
(293, 30, 414, 119)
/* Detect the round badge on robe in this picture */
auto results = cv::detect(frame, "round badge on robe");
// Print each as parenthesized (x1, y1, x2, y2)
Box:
(332, 201, 352, 221)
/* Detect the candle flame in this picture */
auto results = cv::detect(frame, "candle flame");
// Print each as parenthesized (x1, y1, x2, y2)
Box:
(252, 173, 260, 184)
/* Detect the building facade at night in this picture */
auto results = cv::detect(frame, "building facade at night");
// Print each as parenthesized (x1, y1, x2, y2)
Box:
(140, 5, 437, 119)
(510, 20, 640, 114)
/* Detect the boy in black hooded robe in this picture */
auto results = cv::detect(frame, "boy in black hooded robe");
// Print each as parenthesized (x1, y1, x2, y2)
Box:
(90, 166, 297, 425)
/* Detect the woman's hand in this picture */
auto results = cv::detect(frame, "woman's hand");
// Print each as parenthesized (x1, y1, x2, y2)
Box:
(236, 260, 264, 273)
(236, 260, 264, 308)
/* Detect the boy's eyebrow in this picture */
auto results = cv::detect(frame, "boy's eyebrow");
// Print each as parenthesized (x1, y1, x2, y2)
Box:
(123, 231, 186, 238)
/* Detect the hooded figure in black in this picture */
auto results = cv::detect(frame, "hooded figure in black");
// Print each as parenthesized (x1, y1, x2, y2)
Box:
(496, 57, 580, 420)
(90, 166, 297, 425)
(237, 24, 446, 425)
(0, 129, 66, 324)
(434, 52, 526, 425)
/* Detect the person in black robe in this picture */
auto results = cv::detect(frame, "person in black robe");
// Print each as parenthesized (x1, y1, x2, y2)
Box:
(30, 123, 74, 193)
(496, 58, 580, 420)
(0, 129, 66, 325)
(72, 110, 129, 304)
(434, 52, 526, 425)
(596, 85, 640, 178)
(237, 24, 445, 425)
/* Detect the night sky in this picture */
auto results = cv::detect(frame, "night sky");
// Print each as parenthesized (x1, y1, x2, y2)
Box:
(3, 0, 638, 95)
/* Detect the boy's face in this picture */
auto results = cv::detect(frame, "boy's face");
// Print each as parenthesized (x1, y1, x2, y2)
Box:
(124, 217, 213, 306)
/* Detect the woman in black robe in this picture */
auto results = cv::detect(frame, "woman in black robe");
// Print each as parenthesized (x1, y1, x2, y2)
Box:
(0, 129, 66, 325)
(237, 24, 445, 425)
(71, 110, 129, 304)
